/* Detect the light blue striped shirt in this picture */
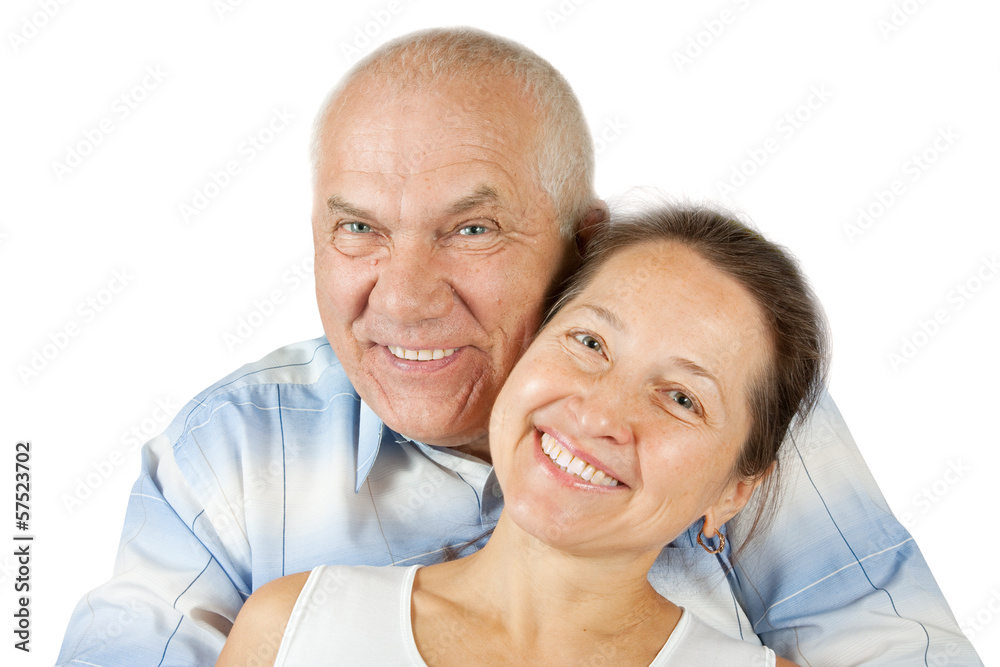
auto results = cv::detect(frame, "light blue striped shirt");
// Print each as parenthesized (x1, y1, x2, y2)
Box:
(56, 337, 980, 666)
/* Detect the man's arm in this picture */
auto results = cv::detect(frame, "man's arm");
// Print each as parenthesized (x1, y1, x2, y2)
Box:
(56, 336, 502, 665)
(728, 391, 981, 665)
(55, 338, 329, 666)
(216, 573, 307, 667)
(57, 433, 250, 666)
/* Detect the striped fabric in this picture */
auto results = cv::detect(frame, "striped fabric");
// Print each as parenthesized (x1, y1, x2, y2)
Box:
(56, 337, 980, 666)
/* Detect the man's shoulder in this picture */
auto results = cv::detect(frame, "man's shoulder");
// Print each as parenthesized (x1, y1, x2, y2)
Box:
(196, 336, 348, 401)
(780, 389, 867, 473)
(160, 336, 358, 447)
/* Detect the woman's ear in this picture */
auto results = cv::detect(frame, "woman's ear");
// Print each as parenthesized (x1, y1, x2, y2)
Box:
(702, 462, 775, 535)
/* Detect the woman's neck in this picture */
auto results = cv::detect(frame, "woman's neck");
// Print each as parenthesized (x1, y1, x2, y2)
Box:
(412, 513, 680, 666)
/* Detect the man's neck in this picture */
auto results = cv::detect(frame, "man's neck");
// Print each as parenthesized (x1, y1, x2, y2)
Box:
(452, 438, 492, 464)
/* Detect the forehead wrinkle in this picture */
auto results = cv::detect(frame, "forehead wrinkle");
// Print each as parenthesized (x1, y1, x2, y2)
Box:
(340, 147, 521, 184)
(345, 118, 521, 144)
(668, 356, 722, 392)
(578, 303, 625, 332)
(344, 120, 530, 156)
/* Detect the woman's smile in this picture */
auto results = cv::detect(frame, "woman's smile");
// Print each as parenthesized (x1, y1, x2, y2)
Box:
(539, 431, 624, 487)
(490, 241, 771, 556)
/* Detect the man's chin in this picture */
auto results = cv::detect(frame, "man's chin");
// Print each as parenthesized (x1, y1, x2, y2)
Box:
(386, 413, 489, 449)
(362, 388, 488, 444)
(354, 354, 497, 450)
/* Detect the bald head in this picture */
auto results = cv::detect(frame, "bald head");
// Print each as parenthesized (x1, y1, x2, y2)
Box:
(311, 27, 597, 237)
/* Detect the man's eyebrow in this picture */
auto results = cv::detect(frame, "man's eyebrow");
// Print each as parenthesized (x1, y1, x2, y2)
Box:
(447, 186, 501, 216)
(326, 195, 373, 219)
(580, 304, 625, 331)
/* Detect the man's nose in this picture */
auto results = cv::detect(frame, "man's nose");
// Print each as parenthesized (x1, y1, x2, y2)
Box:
(567, 382, 634, 447)
(368, 241, 454, 323)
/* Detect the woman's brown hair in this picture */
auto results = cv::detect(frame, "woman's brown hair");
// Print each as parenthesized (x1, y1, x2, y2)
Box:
(544, 202, 830, 548)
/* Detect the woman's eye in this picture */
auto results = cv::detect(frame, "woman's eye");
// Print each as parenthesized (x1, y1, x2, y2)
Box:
(667, 390, 695, 411)
(458, 224, 488, 236)
(344, 222, 372, 233)
(573, 333, 603, 353)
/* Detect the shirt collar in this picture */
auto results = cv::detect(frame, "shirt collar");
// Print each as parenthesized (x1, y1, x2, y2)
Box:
(354, 401, 494, 493)
(355, 399, 385, 493)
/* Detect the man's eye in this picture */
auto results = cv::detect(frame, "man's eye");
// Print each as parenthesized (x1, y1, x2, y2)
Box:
(458, 224, 488, 236)
(344, 222, 373, 233)
(573, 333, 603, 353)
(666, 390, 695, 411)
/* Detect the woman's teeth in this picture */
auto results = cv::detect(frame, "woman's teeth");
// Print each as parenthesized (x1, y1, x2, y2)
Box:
(388, 346, 456, 361)
(540, 433, 620, 486)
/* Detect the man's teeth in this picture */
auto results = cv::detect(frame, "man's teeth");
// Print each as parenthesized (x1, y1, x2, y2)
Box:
(388, 346, 457, 361)
(540, 433, 620, 486)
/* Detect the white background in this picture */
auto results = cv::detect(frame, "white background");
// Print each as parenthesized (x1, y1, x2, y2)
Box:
(2, 0, 998, 664)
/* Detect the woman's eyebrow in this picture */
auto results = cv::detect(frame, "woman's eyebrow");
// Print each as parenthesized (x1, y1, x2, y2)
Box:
(669, 357, 721, 390)
(580, 304, 625, 331)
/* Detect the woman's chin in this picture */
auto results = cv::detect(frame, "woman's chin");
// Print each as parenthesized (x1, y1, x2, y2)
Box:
(501, 489, 601, 552)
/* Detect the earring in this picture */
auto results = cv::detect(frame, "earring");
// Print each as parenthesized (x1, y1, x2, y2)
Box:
(697, 527, 725, 554)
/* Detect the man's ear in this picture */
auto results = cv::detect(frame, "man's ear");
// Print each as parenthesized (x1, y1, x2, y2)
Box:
(575, 199, 610, 255)
(702, 462, 775, 535)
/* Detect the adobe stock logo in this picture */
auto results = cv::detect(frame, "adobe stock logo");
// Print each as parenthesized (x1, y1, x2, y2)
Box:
(593, 116, 628, 156)
(7, 0, 72, 53)
(339, 0, 412, 64)
(178, 107, 294, 223)
(887, 255, 997, 371)
(716, 84, 833, 196)
(212, 0, 248, 20)
(672, 0, 754, 73)
(843, 126, 959, 244)
(223, 256, 314, 351)
(544, 0, 592, 31)
(898, 459, 971, 529)
(17, 268, 135, 385)
(62, 397, 180, 514)
(877, 0, 932, 40)
(962, 589, 1000, 644)
(51, 66, 168, 182)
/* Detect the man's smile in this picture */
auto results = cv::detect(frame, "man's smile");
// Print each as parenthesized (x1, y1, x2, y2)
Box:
(387, 345, 458, 361)
(376, 345, 468, 375)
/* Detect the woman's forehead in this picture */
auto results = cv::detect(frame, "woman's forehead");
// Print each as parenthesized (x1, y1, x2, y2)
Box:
(568, 242, 772, 390)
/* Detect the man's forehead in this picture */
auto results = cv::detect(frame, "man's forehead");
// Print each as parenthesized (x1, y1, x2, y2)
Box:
(329, 73, 538, 147)
(315, 74, 553, 226)
(321, 117, 536, 206)
(344, 67, 530, 111)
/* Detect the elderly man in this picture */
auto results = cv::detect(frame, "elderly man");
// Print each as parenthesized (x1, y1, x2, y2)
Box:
(58, 28, 977, 666)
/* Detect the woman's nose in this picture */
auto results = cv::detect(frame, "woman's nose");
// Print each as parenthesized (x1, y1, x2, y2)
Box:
(567, 384, 634, 447)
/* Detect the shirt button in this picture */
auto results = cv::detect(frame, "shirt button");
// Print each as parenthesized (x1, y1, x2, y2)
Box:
(491, 483, 503, 498)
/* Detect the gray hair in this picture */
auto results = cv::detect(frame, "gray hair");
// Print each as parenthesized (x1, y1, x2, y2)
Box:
(310, 27, 596, 238)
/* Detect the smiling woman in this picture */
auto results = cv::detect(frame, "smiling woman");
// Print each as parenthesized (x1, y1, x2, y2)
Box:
(217, 202, 828, 666)
(523, 201, 831, 548)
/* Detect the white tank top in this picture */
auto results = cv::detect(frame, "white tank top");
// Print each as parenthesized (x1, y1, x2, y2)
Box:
(274, 564, 776, 666)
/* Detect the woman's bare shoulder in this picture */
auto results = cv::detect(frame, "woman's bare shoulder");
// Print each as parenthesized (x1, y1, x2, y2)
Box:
(215, 571, 312, 666)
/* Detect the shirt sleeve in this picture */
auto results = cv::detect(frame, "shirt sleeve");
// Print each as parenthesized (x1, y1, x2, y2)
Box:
(56, 422, 251, 666)
(726, 391, 982, 666)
